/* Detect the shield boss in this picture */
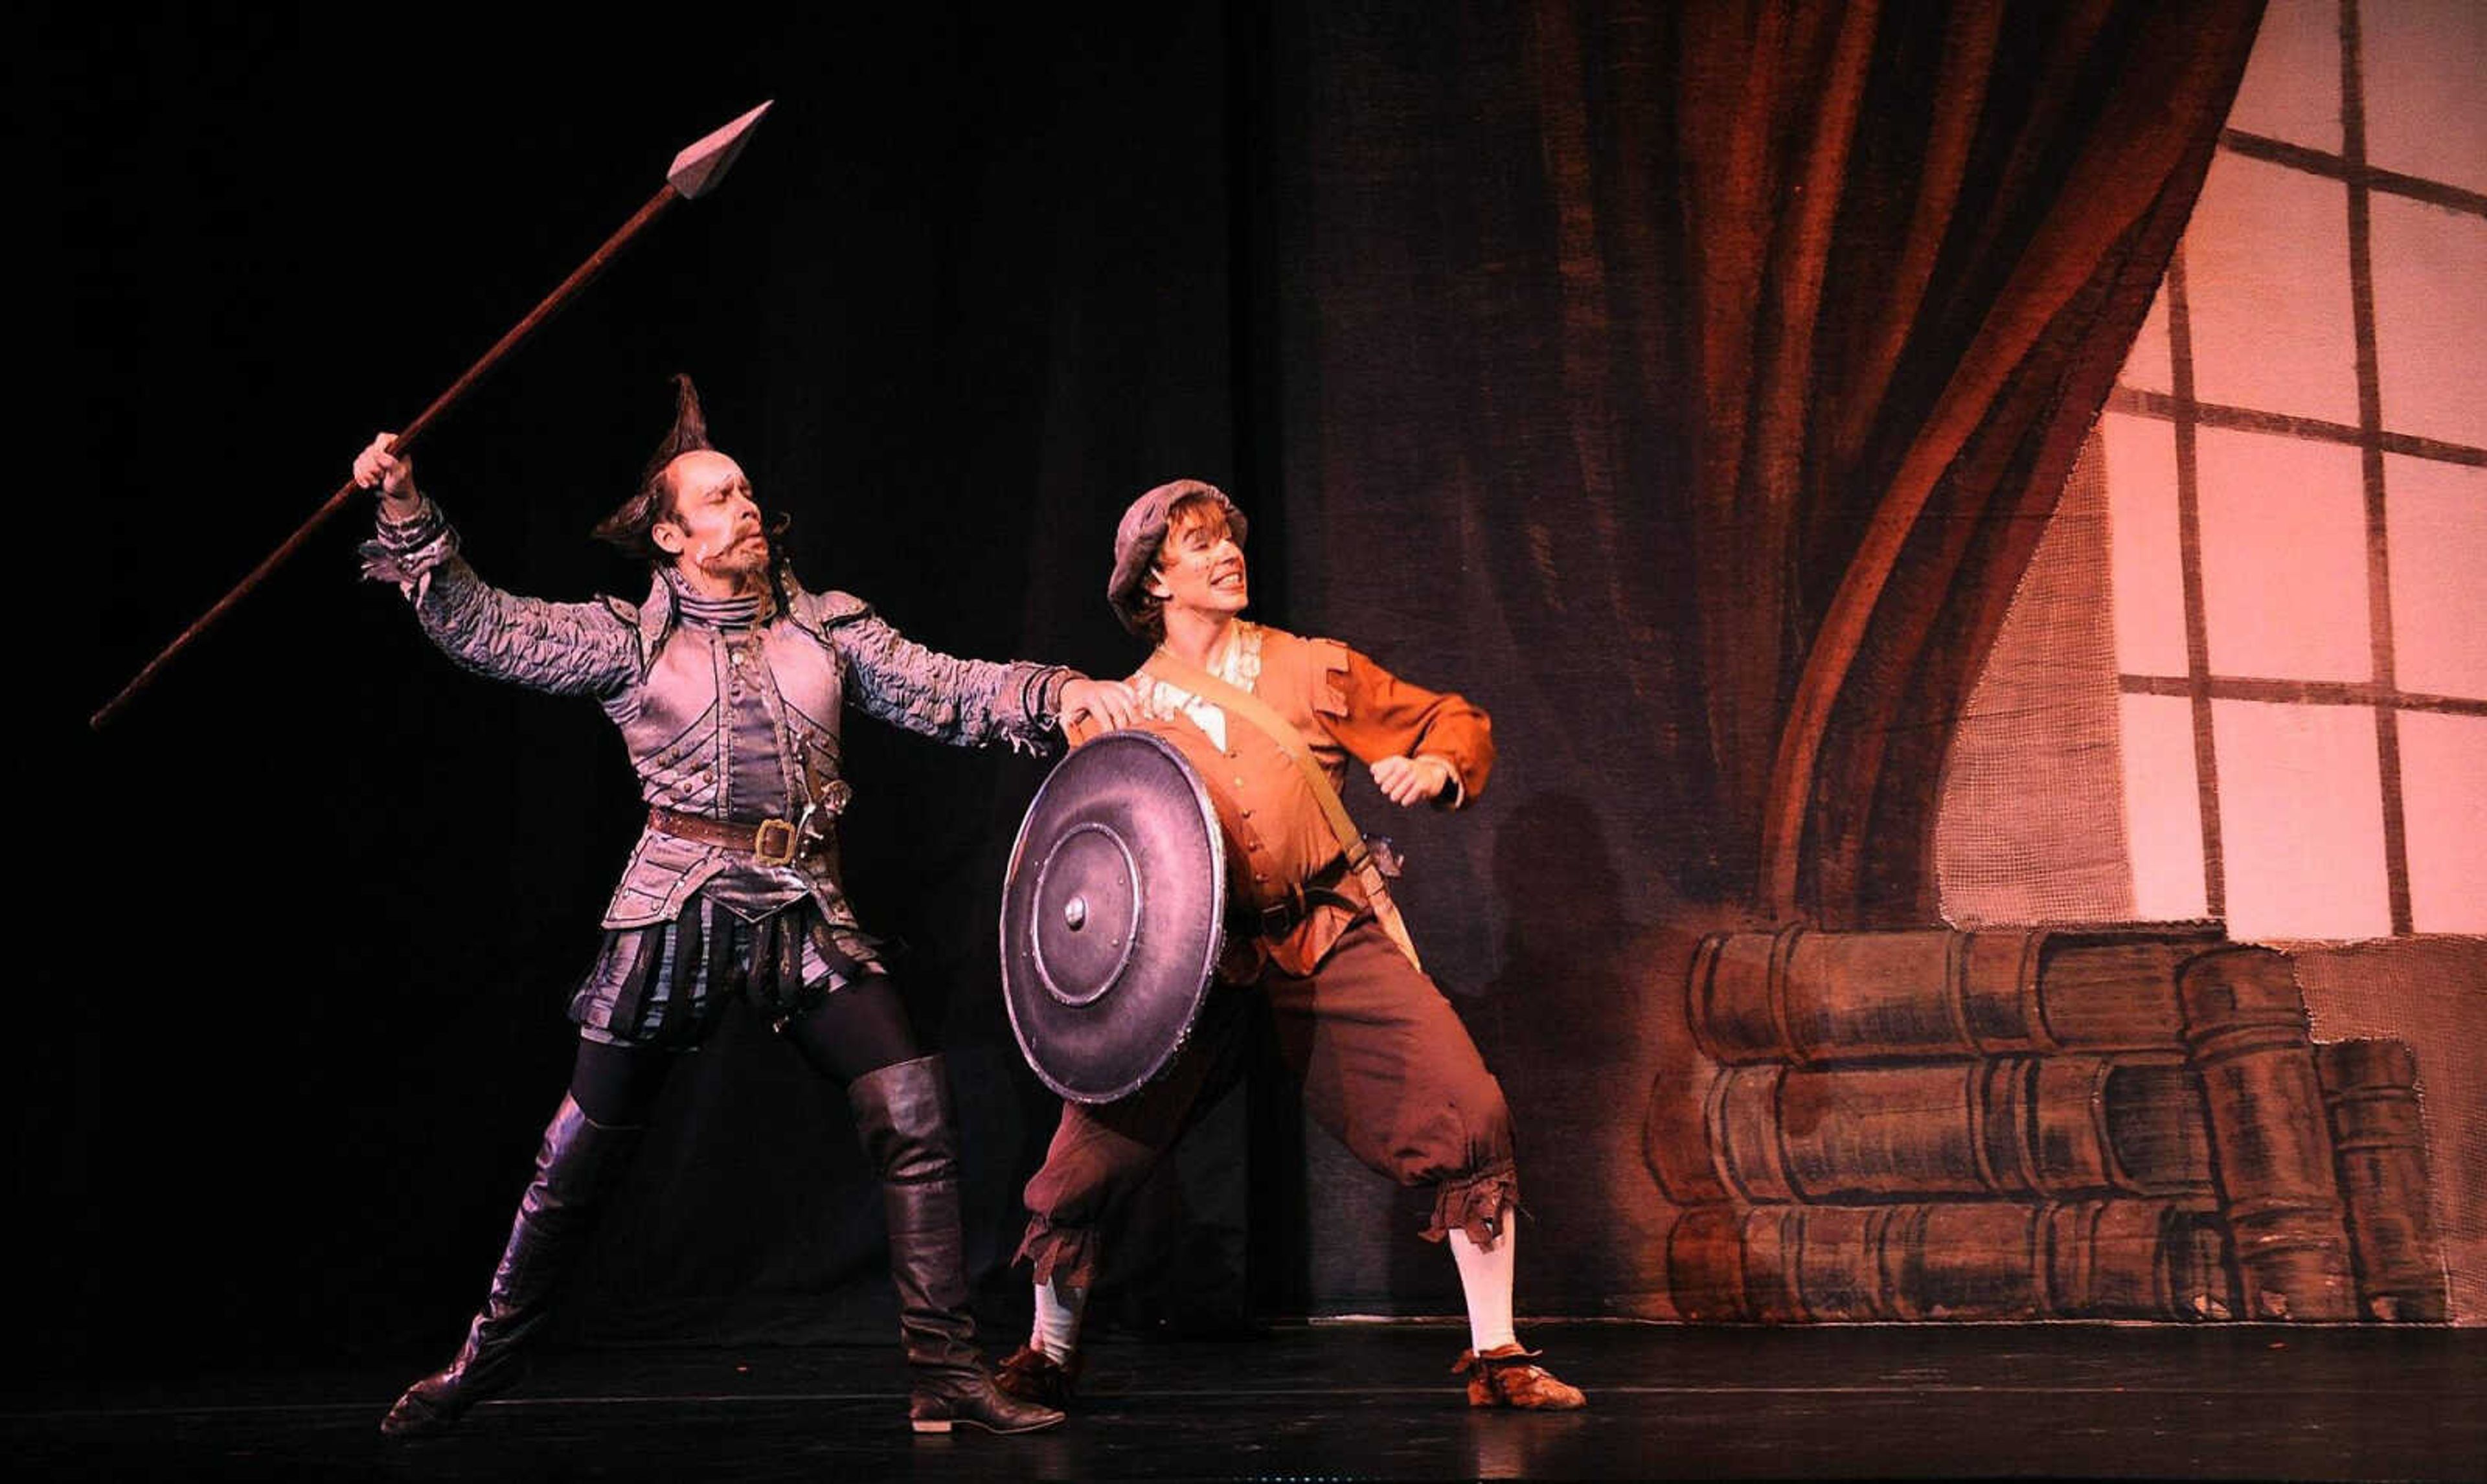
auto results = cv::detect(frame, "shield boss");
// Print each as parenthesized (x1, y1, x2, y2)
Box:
(1001, 728, 1225, 1103)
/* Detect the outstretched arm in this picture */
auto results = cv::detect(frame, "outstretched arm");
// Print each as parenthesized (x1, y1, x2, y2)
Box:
(830, 606, 1135, 754)
(354, 434, 639, 699)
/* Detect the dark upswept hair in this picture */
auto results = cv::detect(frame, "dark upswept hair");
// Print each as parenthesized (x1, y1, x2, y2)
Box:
(591, 372, 714, 562)
(589, 373, 799, 589)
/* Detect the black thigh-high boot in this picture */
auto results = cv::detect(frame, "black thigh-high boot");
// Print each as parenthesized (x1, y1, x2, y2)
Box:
(380, 1094, 644, 1438)
(846, 1055, 1064, 1435)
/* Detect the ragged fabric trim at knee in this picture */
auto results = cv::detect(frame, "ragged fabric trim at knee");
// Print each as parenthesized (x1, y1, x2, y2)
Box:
(1014, 1220, 1100, 1290)
(1422, 1162, 1520, 1247)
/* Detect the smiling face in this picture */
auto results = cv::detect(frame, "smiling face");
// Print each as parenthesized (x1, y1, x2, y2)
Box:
(1145, 496, 1249, 625)
(651, 449, 769, 591)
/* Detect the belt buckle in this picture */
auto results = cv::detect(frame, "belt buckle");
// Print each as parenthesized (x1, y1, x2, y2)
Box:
(1258, 886, 1306, 939)
(752, 817, 799, 866)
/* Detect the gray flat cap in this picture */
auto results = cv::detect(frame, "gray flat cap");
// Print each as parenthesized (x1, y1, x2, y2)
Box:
(1107, 478, 1249, 634)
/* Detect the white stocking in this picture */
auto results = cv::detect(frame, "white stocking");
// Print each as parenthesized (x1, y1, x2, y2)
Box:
(1030, 1274, 1088, 1364)
(1447, 1207, 1518, 1354)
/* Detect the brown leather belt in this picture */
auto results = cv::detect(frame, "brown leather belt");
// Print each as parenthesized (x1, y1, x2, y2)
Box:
(1231, 855, 1359, 941)
(648, 807, 815, 867)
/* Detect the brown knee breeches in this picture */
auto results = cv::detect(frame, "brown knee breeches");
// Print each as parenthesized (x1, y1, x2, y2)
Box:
(1016, 916, 1517, 1288)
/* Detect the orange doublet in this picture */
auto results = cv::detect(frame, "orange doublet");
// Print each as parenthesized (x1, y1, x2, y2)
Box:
(1105, 621, 1493, 977)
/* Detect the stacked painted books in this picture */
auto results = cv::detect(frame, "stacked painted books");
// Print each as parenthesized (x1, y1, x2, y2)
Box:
(1644, 926, 2447, 1323)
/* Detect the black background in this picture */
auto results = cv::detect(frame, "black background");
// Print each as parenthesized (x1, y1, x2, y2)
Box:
(34, 3, 1293, 1378)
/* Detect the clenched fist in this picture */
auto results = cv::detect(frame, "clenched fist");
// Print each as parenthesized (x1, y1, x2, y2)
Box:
(353, 433, 423, 521)
(1370, 754, 1454, 808)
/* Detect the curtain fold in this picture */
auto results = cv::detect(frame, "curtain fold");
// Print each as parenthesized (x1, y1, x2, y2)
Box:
(1281, 0, 2262, 930)
(1686, 0, 2266, 923)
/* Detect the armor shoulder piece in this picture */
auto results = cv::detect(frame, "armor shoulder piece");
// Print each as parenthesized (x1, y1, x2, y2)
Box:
(807, 587, 874, 627)
(631, 572, 677, 660)
(780, 579, 873, 644)
(595, 592, 653, 673)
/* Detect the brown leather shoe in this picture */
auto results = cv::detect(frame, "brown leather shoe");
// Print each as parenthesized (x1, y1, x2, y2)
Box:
(994, 1343, 1083, 1410)
(1453, 1343, 1587, 1410)
(909, 1371, 1065, 1435)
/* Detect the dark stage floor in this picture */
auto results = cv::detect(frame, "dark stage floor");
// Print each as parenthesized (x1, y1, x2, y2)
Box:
(6, 1321, 2481, 1481)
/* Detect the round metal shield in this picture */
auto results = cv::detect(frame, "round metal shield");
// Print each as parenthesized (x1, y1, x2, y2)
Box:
(999, 728, 1225, 1103)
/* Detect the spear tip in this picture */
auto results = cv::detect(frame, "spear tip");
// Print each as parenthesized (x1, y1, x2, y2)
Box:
(668, 99, 773, 200)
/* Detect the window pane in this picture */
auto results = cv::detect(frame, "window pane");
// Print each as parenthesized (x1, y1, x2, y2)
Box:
(2369, 195, 2487, 450)
(2103, 413, 2190, 676)
(2362, 0, 2487, 196)
(2227, 0, 2343, 155)
(2196, 428, 2370, 682)
(2118, 692, 2211, 922)
(2385, 454, 2487, 699)
(2212, 699, 2392, 939)
(2400, 712, 2487, 934)
(2183, 154, 2359, 427)
(2120, 277, 2175, 396)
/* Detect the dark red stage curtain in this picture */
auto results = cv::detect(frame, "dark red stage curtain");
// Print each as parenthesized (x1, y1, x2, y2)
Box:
(1691, 0, 2267, 925)
(1273, 0, 2262, 931)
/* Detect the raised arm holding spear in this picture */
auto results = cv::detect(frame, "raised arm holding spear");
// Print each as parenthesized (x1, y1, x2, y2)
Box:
(102, 98, 1141, 1440)
(89, 100, 773, 732)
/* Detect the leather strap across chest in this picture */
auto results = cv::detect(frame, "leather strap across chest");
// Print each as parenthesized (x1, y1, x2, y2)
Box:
(1141, 647, 1424, 972)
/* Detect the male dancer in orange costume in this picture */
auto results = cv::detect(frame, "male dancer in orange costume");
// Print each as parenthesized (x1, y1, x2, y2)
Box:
(997, 480, 1585, 1412)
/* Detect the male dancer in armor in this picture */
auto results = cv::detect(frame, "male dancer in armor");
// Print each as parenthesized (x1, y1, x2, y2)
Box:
(353, 377, 1137, 1438)
(995, 480, 1585, 1411)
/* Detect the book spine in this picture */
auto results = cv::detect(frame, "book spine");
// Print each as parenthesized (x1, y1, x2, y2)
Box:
(1693, 1055, 2214, 1202)
(2177, 947, 2358, 1321)
(1688, 926, 2203, 1064)
(1664, 1198, 2233, 1321)
(1664, 1203, 1758, 1322)
(2313, 1039, 2449, 1322)
(1644, 1046, 1739, 1206)
(2044, 1196, 2237, 1321)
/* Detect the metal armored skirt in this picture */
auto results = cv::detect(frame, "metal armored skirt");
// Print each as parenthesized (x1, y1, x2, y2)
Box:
(569, 893, 879, 1048)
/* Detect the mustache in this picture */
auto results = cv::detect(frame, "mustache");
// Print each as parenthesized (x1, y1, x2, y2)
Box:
(692, 509, 793, 565)
(697, 529, 769, 561)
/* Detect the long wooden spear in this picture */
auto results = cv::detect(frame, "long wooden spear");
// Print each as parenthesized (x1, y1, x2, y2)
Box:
(89, 100, 775, 731)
